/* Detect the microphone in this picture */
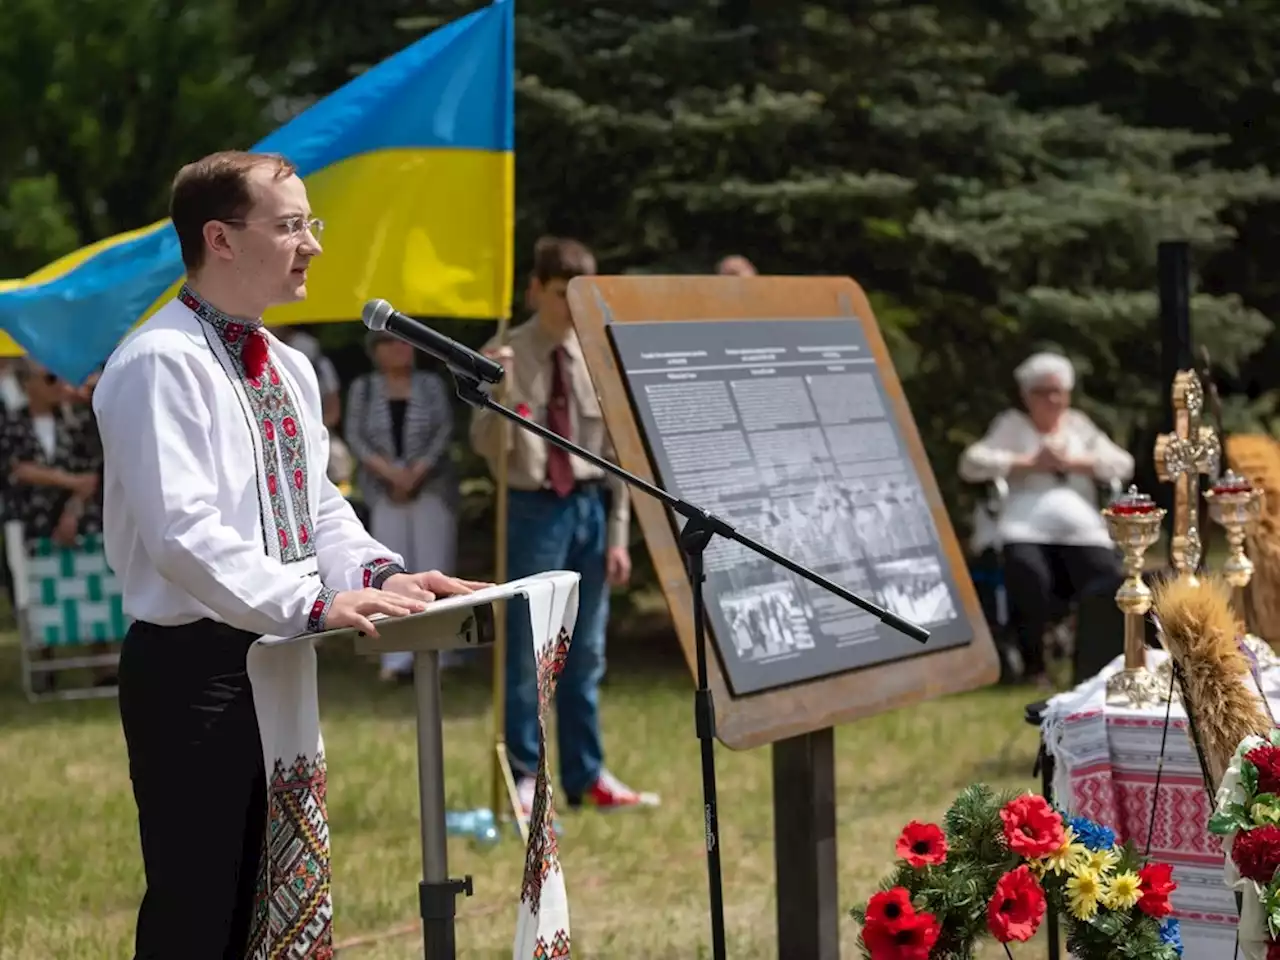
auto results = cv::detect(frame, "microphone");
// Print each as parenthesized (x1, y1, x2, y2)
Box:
(361, 299, 505, 385)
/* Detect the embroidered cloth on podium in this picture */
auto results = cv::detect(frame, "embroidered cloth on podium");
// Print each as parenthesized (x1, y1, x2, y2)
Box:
(244, 570, 578, 960)
(1042, 648, 1280, 960)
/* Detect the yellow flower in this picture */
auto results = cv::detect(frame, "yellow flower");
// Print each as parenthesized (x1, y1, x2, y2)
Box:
(1084, 847, 1120, 876)
(1066, 867, 1103, 920)
(1101, 871, 1143, 910)
(1252, 802, 1280, 824)
(1040, 829, 1090, 876)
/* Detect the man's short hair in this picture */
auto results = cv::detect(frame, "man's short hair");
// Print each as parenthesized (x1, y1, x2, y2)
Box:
(170, 151, 297, 272)
(532, 236, 596, 284)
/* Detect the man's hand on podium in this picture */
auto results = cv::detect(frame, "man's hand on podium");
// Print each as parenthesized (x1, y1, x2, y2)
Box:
(327, 588, 428, 637)
(382, 570, 493, 604)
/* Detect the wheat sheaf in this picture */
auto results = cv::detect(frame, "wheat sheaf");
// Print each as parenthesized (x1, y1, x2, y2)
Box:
(1151, 573, 1272, 789)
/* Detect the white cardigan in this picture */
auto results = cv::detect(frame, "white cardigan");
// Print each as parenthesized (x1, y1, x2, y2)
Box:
(959, 409, 1134, 549)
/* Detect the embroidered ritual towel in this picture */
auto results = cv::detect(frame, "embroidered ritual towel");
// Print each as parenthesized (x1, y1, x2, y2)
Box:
(246, 633, 333, 959)
(244, 569, 579, 960)
(511, 570, 577, 960)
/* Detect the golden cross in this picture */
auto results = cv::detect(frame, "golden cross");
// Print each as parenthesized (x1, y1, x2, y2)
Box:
(1154, 370, 1221, 579)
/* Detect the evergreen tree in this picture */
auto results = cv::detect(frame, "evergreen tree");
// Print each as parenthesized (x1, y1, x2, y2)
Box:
(511, 0, 1280, 523)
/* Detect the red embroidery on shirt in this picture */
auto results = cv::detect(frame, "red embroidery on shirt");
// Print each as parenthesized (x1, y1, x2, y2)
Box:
(242, 331, 269, 378)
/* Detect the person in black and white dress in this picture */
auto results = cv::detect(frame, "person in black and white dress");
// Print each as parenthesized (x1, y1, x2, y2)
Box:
(0, 359, 102, 544)
(345, 331, 459, 681)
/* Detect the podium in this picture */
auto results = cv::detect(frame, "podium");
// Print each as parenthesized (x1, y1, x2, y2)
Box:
(305, 576, 565, 960)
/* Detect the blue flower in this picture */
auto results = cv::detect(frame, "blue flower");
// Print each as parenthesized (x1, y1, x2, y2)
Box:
(1160, 917, 1183, 956)
(1068, 816, 1116, 852)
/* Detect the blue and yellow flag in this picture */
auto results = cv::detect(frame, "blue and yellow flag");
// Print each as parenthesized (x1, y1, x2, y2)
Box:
(0, 0, 513, 383)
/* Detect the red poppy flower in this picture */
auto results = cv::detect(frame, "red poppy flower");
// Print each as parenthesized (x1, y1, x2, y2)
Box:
(987, 865, 1046, 943)
(1137, 861, 1177, 917)
(999, 794, 1066, 859)
(862, 911, 940, 960)
(865, 888, 914, 931)
(896, 821, 948, 868)
(1231, 826, 1280, 884)
(1247, 745, 1280, 795)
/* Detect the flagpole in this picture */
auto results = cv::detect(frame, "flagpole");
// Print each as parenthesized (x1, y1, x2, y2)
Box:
(490, 313, 528, 842)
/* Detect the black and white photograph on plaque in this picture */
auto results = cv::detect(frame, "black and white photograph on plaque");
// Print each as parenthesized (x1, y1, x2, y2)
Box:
(873, 556, 958, 627)
(718, 581, 816, 663)
(608, 316, 975, 696)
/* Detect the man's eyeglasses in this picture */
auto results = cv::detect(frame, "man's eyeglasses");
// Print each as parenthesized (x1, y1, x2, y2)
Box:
(222, 216, 324, 239)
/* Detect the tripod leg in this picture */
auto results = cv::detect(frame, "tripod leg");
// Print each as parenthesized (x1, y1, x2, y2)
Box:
(684, 524, 728, 960)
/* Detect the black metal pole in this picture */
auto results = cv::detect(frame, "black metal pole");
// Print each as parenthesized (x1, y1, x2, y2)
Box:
(682, 521, 727, 960)
(1158, 240, 1192, 564)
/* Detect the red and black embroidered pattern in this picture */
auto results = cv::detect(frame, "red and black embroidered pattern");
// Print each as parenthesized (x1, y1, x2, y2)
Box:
(520, 625, 571, 916)
(361, 556, 405, 589)
(307, 587, 337, 633)
(520, 765, 561, 908)
(247, 753, 334, 960)
(537, 628, 572, 707)
(181, 284, 316, 564)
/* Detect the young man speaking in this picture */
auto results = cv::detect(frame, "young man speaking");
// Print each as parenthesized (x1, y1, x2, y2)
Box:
(92, 151, 484, 959)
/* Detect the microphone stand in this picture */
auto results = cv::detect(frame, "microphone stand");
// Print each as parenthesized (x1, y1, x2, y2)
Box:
(453, 373, 929, 960)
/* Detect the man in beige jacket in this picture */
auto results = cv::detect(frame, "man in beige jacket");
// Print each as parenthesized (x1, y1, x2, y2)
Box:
(471, 236, 657, 813)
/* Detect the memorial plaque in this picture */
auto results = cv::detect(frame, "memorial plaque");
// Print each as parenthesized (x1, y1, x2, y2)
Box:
(608, 318, 970, 696)
(567, 275, 998, 750)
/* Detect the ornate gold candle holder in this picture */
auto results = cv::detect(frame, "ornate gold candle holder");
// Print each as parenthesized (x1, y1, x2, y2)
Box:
(1102, 486, 1170, 708)
(1203, 470, 1265, 611)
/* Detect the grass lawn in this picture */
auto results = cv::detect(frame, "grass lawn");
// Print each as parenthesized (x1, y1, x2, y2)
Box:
(0, 616, 1062, 959)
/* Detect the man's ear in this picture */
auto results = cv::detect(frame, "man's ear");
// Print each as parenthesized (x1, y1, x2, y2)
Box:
(202, 221, 235, 261)
(526, 275, 543, 311)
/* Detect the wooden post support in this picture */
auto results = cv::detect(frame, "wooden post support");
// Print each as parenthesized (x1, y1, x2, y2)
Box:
(772, 728, 839, 960)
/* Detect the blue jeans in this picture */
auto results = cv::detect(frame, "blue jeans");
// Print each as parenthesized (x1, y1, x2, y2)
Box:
(505, 487, 609, 796)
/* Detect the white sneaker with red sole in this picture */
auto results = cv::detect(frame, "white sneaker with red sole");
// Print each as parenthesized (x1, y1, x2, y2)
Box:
(566, 769, 660, 811)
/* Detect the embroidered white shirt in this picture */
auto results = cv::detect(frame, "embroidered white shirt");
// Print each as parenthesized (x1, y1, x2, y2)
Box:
(93, 289, 405, 638)
(958, 408, 1134, 548)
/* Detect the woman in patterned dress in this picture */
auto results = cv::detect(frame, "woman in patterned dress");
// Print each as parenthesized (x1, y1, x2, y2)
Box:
(345, 331, 459, 681)
(1, 360, 107, 690)
(0, 359, 103, 545)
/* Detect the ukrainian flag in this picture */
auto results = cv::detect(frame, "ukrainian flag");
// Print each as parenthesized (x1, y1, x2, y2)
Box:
(0, 0, 513, 384)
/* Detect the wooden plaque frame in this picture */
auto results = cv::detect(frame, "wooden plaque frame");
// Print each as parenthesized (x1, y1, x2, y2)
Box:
(568, 275, 1000, 750)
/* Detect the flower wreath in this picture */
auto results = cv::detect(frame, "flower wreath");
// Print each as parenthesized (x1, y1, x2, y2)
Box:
(851, 784, 1182, 959)
(1209, 730, 1280, 960)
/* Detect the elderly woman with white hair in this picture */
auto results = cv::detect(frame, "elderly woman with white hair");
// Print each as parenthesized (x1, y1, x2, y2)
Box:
(959, 351, 1134, 688)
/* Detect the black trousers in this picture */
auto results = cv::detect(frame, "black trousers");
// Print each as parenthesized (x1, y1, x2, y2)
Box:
(1003, 542, 1123, 677)
(118, 619, 266, 959)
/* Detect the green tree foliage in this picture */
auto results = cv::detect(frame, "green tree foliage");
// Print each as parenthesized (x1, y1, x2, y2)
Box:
(511, 0, 1280, 526)
(0, 0, 344, 273)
